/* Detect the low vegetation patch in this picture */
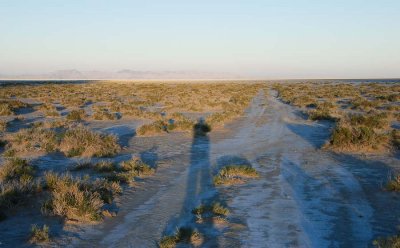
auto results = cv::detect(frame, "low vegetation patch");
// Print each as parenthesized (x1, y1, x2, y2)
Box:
(6, 127, 59, 154)
(60, 126, 120, 157)
(159, 227, 203, 248)
(214, 165, 259, 185)
(373, 234, 400, 248)
(192, 202, 229, 223)
(43, 172, 121, 222)
(386, 174, 400, 192)
(29, 224, 50, 244)
(328, 121, 389, 152)
(66, 109, 86, 121)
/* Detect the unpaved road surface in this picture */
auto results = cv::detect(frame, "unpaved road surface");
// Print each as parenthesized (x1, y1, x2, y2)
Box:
(73, 90, 400, 248)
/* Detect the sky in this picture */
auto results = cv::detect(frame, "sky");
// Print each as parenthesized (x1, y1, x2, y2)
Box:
(0, 0, 399, 79)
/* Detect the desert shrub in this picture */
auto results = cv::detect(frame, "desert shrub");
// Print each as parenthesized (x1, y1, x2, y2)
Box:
(0, 158, 34, 183)
(308, 109, 336, 121)
(107, 158, 154, 184)
(159, 227, 203, 248)
(0, 100, 27, 116)
(60, 127, 120, 157)
(214, 165, 259, 185)
(66, 109, 86, 121)
(39, 103, 59, 117)
(392, 130, 400, 150)
(192, 202, 229, 223)
(0, 120, 8, 132)
(136, 120, 167, 136)
(92, 109, 117, 120)
(351, 97, 379, 110)
(43, 173, 104, 222)
(81, 178, 122, 204)
(94, 161, 117, 173)
(373, 234, 400, 248)
(348, 113, 388, 129)
(386, 174, 400, 191)
(29, 224, 50, 244)
(7, 127, 59, 153)
(329, 124, 388, 151)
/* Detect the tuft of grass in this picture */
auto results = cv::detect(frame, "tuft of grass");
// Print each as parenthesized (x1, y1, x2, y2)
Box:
(214, 165, 259, 185)
(60, 126, 120, 157)
(0, 157, 34, 183)
(29, 224, 50, 244)
(66, 109, 86, 121)
(386, 175, 400, 192)
(92, 108, 117, 120)
(42, 173, 105, 222)
(329, 124, 388, 152)
(159, 227, 203, 248)
(192, 202, 229, 223)
(373, 235, 400, 248)
(0, 120, 8, 132)
(94, 161, 117, 173)
(7, 127, 59, 154)
(392, 129, 400, 150)
(136, 120, 167, 136)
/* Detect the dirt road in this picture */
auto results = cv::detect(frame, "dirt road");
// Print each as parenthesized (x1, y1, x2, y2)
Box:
(74, 90, 400, 248)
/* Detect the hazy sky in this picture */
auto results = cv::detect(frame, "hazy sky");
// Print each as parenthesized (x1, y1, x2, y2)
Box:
(0, 0, 399, 78)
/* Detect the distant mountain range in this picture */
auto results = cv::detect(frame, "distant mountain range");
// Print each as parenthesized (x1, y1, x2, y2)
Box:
(0, 69, 240, 80)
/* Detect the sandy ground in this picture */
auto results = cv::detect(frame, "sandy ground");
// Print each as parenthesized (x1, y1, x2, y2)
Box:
(54, 90, 399, 248)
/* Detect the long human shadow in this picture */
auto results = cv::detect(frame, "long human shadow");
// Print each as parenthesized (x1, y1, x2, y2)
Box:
(162, 119, 222, 247)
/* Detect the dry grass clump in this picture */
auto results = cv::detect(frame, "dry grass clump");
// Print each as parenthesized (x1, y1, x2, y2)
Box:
(0, 120, 8, 132)
(0, 157, 35, 182)
(392, 130, 400, 150)
(29, 224, 50, 244)
(136, 120, 167, 136)
(0, 158, 39, 216)
(66, 109, 86, 121)
(43, 172, 121, 222)
(373, 235, 400, 248)
(214, 165, 259, 185)
(386, 174, 400, 191)
(327, 113, 390, 152)
(59, 126, 120, 157)
(108, 157, 154, 184)
(39, 103, 60, 117)
(6, 127, 59, 154)
(0, 100, 28, 116)
(159, 227, 203, 248)
(94, 161, 117, 173)
(192, 202, 229, 223)
(92, 108, 118, 120)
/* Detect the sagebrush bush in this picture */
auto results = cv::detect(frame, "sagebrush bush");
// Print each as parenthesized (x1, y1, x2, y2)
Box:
(60, 126, 120, 157)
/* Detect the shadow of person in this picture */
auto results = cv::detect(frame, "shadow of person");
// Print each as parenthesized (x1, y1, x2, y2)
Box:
(161, 118, 222, 247)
